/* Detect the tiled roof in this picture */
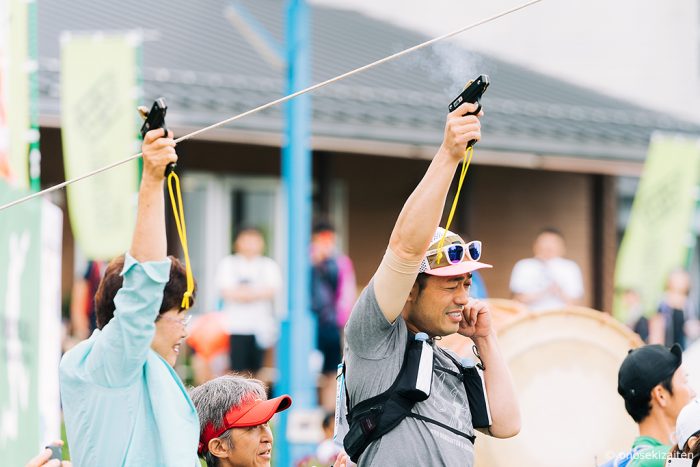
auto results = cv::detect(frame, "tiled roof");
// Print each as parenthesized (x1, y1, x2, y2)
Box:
(38, 0, 700, 162)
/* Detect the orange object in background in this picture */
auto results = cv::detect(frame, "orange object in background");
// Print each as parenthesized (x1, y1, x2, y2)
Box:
(186, 312, 229, 361)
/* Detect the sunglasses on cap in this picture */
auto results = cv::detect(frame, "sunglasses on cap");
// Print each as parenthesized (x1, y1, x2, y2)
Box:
(425, 240, 482, 268)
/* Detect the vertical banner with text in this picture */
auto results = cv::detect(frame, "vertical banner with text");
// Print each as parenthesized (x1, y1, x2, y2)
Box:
(0, 181, 63, 464)
(614, 134, 700, 322)
(0, 0, 37, 188)
(61, 34, 140, 260)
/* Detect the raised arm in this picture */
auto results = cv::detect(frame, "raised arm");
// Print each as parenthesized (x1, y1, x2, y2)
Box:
(130, 128, 177, 261)
(373, 103, 483, 323)
(84, 128, 178, 386)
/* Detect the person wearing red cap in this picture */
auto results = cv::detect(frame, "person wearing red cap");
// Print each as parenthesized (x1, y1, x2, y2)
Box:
(342, 102, 520, 465)
(190, 374, 352, 467)
(190, 374, 291, 466)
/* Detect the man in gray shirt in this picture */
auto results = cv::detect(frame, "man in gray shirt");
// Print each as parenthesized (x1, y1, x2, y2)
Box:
(344, 101, 521, 465)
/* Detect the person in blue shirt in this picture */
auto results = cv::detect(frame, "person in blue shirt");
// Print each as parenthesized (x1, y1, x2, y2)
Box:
(59, 128, 200, 466)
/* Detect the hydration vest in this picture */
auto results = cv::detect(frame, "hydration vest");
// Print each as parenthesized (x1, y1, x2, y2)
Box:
(342, 333, 490, 463)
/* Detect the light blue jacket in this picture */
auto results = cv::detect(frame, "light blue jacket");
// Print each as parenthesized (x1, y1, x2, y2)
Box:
(60, 254, 200, 466)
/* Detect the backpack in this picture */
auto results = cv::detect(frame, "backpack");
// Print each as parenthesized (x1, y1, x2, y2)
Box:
(340, 333, 487, 463)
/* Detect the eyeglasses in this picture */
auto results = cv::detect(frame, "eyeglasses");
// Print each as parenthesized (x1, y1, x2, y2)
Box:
(425, 241, 482, 268)
(156, 314, 192, 327)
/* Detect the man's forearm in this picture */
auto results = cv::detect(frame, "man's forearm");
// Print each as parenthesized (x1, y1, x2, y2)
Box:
(255, 286, 278, 300)
(389, 148, 459, 260)
(472, 332, 521, 438)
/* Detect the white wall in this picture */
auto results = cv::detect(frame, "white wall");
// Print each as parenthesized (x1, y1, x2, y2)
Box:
(312, 0, 700, 123)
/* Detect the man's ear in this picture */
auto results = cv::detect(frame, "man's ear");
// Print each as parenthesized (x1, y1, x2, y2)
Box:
(208, 436, 230, 459)
(650, 384, 669, 408)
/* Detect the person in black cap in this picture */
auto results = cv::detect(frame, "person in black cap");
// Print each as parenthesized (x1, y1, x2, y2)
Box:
(617, 344, 696, 466)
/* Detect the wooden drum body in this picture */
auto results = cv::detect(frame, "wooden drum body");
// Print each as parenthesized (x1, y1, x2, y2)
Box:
(443, 307, 643, 467)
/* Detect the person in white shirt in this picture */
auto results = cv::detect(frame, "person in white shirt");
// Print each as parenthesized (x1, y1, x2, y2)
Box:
(509, 228, 583, 311)
(216, 227, 282, 375)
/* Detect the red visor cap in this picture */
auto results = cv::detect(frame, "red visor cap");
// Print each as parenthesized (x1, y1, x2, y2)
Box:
(198, 395, 292, 455)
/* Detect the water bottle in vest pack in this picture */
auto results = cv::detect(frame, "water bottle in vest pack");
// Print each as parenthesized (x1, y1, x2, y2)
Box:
(460, 357, 492, 428)
(396, 333, 433, 400)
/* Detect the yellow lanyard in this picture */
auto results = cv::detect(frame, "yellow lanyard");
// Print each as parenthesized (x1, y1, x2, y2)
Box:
(167, 171, 194, 309)
(435, 146, 474, 265)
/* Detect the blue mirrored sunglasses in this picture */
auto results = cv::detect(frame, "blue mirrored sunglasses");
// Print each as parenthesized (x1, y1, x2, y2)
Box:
(426, 240, 482, 268)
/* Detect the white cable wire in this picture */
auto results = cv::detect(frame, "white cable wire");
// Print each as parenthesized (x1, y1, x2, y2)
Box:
(0, 0, 542, 212)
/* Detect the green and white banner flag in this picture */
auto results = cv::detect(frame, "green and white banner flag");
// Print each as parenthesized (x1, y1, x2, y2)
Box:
(614, 134, 700, 322)
(0, 181, 63, 464)
(0, 0, 37, 188)
(61, 34, 140, 260)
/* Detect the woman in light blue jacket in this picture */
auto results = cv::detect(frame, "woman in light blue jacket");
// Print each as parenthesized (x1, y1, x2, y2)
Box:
(60, 128, 200, 467)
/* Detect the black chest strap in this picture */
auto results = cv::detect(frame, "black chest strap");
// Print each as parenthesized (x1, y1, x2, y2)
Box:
(343, 334, 475, 463)
(407, 413, 477, 443)
(434, 364, 463, 380)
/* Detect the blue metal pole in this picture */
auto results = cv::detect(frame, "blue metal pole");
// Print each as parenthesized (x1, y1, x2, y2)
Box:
(277, 0, 316, 465)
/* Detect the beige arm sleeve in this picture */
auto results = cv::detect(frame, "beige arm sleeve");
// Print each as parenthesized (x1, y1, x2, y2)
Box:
(373, 247, 423, 323)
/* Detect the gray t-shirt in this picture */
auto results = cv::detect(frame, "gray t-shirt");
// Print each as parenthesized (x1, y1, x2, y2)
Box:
(344, 281, 475, 466)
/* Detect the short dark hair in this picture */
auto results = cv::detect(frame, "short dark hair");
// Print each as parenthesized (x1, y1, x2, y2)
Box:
(538, 227, 564, 240)
(624, 373, 674, 423)
(94, 255, 196, 329)
(416, 273, 429, 293)
(312, 220, 335, 235)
